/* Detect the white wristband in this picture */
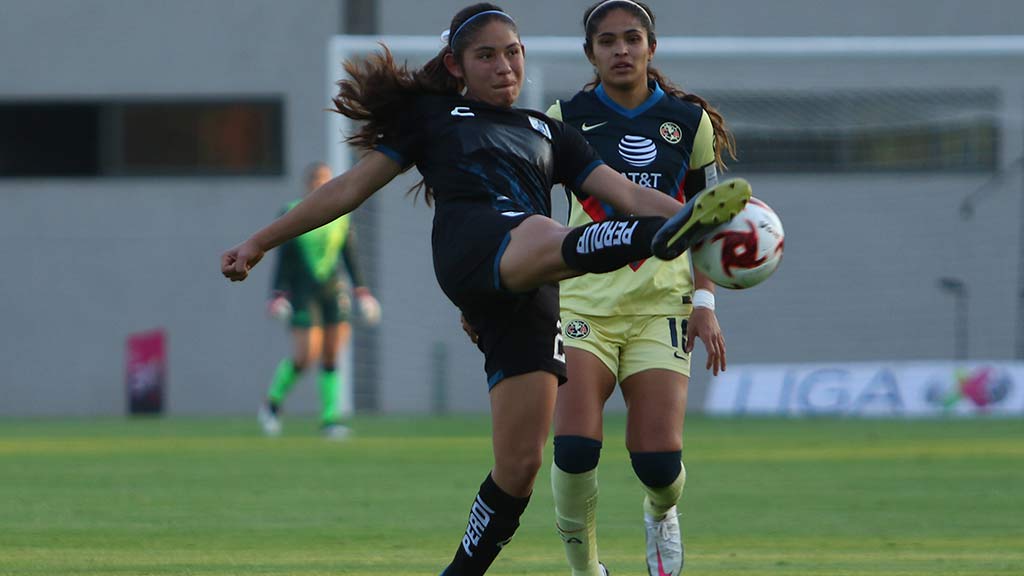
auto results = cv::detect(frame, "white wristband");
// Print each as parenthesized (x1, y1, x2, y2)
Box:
(692, 289, 715, 311)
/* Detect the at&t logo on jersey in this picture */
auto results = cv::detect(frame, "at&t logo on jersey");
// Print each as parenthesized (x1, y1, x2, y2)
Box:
(618, 135, 657, 166)
(618, 135, 662, 188)
(565, 319, 591, 339)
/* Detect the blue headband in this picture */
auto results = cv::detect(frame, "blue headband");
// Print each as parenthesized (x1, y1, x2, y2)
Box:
(448, 10, 515, 49)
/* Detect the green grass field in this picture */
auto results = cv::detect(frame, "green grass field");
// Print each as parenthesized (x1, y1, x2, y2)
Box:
(1, 415, 1022, 575)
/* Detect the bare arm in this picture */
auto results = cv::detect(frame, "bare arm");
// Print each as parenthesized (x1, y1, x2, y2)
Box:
(577, 164, 682, 219)
(253, 151, 401, 251)
(222, 151, 403, 281)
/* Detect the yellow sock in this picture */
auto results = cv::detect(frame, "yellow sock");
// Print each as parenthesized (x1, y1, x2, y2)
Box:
(642, 461, 687, 520)
(551, 463, 602, 576)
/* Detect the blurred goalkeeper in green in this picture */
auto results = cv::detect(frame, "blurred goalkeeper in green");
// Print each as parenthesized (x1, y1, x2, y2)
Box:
(259, 162, 381, 439)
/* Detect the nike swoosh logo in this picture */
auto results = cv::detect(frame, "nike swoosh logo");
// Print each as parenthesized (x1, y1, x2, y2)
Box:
(674, 351, 688, 360)
(581, 121, 607, 132)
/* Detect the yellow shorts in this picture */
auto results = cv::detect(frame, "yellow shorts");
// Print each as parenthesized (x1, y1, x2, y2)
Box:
(560, 312, 691, 382)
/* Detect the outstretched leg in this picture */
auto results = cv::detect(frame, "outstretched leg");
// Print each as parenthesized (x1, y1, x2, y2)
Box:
(498, 179, 751, 292)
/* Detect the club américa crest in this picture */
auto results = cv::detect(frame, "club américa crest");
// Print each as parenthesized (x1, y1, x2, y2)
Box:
(660, 122, 682, 144)
(565, 319, 591, 339)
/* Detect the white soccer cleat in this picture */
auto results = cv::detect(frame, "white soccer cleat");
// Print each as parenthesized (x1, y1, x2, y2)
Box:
(644, 505, 683, 576)
(257, 404, 282, 437)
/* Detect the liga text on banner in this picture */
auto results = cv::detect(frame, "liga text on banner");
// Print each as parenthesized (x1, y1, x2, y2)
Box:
(706, 361, 1024, 417)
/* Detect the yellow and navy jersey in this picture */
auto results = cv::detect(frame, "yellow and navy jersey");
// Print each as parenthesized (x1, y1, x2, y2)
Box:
(549, 82, 718, 316)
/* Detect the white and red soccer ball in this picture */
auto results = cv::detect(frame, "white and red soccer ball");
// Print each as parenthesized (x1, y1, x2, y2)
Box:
(691, 197, 784, 290)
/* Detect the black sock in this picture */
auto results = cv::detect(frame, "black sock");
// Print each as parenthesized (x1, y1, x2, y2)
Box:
(441, 473, 530, 576)
(560, 217, 665, 274)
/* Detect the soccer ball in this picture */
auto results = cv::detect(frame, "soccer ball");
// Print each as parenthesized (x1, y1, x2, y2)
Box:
(691, 196, 784, 289)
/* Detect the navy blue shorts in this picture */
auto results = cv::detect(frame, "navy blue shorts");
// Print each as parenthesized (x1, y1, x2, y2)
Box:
(432, 203, 566, 388)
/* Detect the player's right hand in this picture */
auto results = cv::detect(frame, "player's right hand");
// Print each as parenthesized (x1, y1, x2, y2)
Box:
(221, 239, 264, 282)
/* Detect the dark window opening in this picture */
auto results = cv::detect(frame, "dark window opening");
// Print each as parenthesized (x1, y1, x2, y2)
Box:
(0, 99, 283, 177)
(0, 104, 101, 176)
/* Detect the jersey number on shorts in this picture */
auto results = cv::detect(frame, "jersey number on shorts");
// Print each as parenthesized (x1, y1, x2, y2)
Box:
(554, 320, 566, 363)
(667, 318, 689, 356)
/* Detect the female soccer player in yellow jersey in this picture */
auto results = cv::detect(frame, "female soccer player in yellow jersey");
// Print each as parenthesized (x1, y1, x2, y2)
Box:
(546, 2, 737, 575)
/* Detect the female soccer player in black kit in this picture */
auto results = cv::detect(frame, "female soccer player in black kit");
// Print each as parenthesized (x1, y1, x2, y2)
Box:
(221, 4, 749, 574)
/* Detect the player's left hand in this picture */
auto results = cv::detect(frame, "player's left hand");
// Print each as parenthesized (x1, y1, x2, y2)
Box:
(686, 307, 726, 375)
(355, 287, 381, 326)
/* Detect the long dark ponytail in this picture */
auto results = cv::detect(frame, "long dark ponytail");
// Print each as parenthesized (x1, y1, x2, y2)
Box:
(582, 0, 736, 169)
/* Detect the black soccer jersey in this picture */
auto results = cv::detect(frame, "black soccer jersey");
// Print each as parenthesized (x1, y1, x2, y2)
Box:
(550, 82, 718, 316)
(375, 93, 600, 388)
(375, 93, 603, 218)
